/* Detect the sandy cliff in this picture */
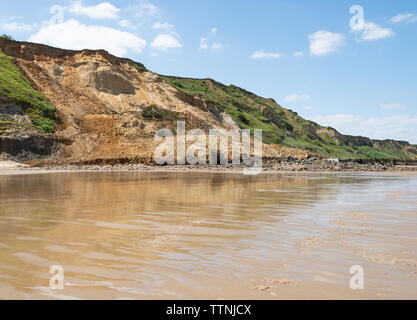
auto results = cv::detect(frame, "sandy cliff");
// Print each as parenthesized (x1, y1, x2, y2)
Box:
(0, 39, 307, 163)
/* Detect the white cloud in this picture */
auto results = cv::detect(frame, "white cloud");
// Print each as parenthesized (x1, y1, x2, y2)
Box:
(390, 13, 417, 23)
(380, 103, 405, 110)
(151, 34, 182, 51)
(293, 51, 304, 56)
(69, 1, 120, 19)
(28, 19, 146, 57)
(210, 27, 218, 35)
(134, 0, 158, 18)
(199, 37, 208, 50)
(356, 21, 395, 41)
(199, 28, 225, 51)
(152, 22, 179, 38)
(251, 49, 283, 59)
(310, 114, 417, 143)
(311, 114, 360, 127)
(199, 38, 224, 51)
(284, 94, 310, 102)
(118, 19, 131, 28)
(308, 30, 345, 56)
(153, 22, 174, 32)
(211, 43, 225, 50)
(0, 21, 34, 32)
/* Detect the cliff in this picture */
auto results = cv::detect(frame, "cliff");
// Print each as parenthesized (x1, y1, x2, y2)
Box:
(0, 38, 416, 163)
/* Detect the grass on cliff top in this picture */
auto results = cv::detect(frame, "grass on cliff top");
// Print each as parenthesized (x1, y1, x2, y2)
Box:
(133, 62, 147, 71)
(162, 76, 408, 160)
(162, 76, 288, 145)
(0, 50, 55, 133)
(1, 34, 14, 41)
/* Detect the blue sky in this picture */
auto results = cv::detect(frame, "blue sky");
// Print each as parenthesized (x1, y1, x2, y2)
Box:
(1, 0, 417, 143)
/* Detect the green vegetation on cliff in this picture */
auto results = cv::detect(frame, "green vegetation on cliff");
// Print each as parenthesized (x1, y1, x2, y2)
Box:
(141, 104, 180, 121)
(0, 35, 14, 41)
(0, 50, 55, 133)
(163, 76, 414, 160)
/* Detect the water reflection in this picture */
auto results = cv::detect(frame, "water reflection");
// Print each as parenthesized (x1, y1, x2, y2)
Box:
(0, 172, 415, 299)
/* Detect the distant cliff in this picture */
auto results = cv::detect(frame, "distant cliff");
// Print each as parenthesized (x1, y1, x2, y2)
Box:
(163, 76, 417, 160)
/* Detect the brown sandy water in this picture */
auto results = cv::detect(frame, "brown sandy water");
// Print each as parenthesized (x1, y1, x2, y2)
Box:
(0, 171, 416, 300)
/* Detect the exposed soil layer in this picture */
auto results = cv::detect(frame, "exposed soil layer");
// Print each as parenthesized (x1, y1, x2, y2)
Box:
(0, 136, 56, 160)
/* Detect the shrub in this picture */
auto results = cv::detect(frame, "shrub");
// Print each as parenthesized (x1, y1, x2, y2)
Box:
(238, 113, 250, 125)
(0, 34, 14, 41)
(133, 62, 146, 71)
(141, 104, 180, 121)
(282, 120, 294, 132)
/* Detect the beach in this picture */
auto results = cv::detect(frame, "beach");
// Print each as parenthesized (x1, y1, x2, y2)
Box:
(0, 169, 416, 299)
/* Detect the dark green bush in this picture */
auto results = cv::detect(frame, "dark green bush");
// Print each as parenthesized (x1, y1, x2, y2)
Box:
(0, 34, 14, 40)
(238, 113, 250, 125)
(141, 104, 180, 121)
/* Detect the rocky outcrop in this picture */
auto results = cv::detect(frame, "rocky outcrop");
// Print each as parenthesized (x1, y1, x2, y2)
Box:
(78, 64, 136, 95)
(0, 95, 32, 126)
(0, 136, 56, 160)
(0, 95, 56, 160)
(261, 107, 283, 129)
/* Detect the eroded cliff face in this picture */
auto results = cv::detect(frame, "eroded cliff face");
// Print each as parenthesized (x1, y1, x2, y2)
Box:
(3, 39, 414, 163)
(0, 94, 57, 160)
(0, 39, 306, 163)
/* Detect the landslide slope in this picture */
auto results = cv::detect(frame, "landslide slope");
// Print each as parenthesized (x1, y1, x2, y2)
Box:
(0, 38, 305, 162)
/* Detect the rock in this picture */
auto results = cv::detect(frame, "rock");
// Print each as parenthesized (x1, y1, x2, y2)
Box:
(0, 136, 57, 161)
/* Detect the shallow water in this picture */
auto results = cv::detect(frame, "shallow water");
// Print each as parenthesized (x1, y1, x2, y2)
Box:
(0, 171, 416, 299)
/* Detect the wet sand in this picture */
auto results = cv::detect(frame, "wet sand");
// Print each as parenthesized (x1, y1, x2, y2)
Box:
(0, 170, 416, 300)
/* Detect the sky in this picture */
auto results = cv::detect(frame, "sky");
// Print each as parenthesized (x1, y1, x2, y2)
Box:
(1, 0, 417, 143)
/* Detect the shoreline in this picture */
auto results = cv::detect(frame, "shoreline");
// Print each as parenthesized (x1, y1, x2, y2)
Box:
(1, 161, 417, 176)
